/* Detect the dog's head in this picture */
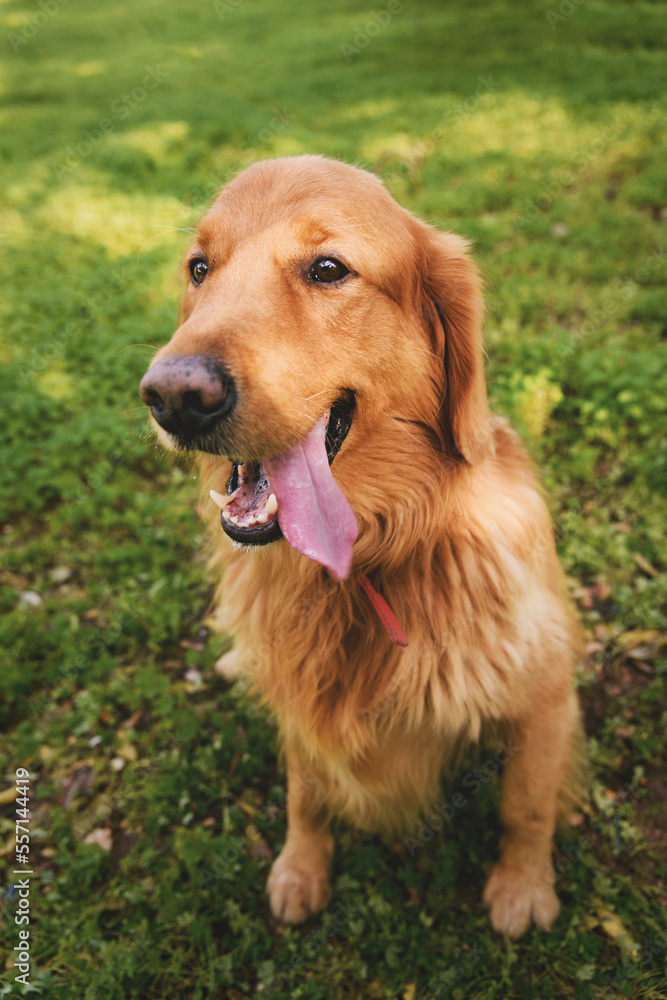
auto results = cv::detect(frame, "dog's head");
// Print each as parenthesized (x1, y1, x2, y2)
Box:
(140, 155, 492, 574)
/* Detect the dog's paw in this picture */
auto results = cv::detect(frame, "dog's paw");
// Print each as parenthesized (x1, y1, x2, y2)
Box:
(266, 849, 332, 924)
(483, 863, 560, 939)
(214, 648, 243, 681)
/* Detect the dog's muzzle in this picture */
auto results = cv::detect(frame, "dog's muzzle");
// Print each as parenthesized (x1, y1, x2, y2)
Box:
(139, 355, 236, 446)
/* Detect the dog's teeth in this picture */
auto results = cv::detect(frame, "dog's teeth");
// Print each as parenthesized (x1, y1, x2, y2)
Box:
(266, 493, 278, 515)
(246, 515, 257, 526)
(229, 514, 240, 525)
(237, 462, 246, 479)
(256, 511, 268, 524)
(209, 488, 234, 510)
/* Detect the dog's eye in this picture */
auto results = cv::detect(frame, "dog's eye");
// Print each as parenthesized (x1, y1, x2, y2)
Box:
(189, 258, 208, 286)
(308, 257, 349, 284)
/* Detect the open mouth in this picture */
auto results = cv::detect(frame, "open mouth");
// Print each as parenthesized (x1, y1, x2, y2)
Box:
(212, 392, 355, 547)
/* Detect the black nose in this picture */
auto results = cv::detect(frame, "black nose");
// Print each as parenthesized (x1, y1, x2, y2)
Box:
(139, 355, 235, 442)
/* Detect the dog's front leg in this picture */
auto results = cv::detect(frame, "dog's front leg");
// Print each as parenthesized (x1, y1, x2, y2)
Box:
(484, 687, 579, 938)
(266, 749, 333, 924)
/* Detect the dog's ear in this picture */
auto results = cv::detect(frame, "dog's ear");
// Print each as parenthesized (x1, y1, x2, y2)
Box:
(418, 227, 492, 464)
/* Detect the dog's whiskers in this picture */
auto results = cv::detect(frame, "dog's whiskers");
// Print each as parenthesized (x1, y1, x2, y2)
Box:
(137, 224, 197, 233)
(121, 342, 163, 355)
(280, 404, 319, 421)
(411, 344, 444, 364)
(389, 416, 424, 446)
(137, 226, 196, 258)
(303, 388, 337, 401)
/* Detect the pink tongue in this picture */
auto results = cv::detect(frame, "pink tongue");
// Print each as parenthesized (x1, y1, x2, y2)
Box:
(264, 415, 357, 580)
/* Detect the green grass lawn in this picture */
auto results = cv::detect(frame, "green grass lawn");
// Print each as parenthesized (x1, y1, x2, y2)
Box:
(1, 0, 666, 996)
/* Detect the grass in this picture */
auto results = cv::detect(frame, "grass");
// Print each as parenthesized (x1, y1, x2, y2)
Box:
(1, 0, 666, 996)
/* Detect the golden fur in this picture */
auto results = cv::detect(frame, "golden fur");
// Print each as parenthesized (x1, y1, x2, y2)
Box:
(146, 155, 584, 938)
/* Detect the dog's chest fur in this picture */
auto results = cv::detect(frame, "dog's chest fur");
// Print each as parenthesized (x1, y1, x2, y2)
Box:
(212, 442, 577, 835)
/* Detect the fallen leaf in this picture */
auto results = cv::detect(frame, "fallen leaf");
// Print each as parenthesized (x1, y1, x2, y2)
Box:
(121, 708, 144, 729)
(596, 905, 640, 958)
(50, 566, 72, 584)
(84, 828, 112, 852)
(627, 645, 651, 659)
(618, 630, 659, 650)
(0, 785, 18, 806)
(581, 913, 600, 931)
(632, 552, 660, 579)
(18, 590, 42, 607)
(403, 986, 416, 1000)
(116, 742, 137, 762)
(246, 825, 272, 863)
(237, 799, 258, 818)
(0, 835, 16, 856)
(573, 587, 595, 609)
(62, 764, 94, 808)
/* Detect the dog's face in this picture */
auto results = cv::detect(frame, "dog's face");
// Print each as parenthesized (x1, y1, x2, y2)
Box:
(142, 157, 430, 458)
(140, 156, 490, 565)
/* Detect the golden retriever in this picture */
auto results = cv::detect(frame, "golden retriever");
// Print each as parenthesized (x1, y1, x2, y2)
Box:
(140, 155, 584, 939)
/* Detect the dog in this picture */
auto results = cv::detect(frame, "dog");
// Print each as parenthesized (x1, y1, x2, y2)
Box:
(140, 155, 584, 939)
